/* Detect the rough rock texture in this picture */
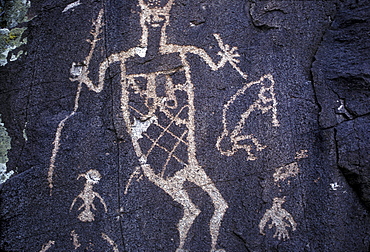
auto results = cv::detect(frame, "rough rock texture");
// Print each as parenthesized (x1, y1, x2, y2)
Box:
(0, 0, 30, 66)
(1, 0, 370, 251)
(312, 0, 370, 210)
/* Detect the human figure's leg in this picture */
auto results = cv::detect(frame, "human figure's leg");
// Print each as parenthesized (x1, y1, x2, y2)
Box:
(140, 164, 201, 251)
(187, 166, 228, 252)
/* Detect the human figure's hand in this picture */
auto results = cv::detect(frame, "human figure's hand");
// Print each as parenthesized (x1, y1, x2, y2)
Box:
(217, 43, 240, 65)
(273, 224, 291, 241)
(214, 34, 240, 66)
(69, 62, 88, 82)
(213, 34, 248, 79)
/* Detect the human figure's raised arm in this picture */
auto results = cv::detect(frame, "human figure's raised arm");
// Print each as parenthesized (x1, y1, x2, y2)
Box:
(164, 34, 247, 79)
(259, 210, 272, 235)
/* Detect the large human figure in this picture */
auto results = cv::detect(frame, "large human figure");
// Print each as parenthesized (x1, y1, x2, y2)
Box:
(50, 0, 247, 251)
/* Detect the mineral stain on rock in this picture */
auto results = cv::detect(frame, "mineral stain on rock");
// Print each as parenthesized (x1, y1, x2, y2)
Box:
(0, 115, 12, 183)
(0, 0, 30, 66)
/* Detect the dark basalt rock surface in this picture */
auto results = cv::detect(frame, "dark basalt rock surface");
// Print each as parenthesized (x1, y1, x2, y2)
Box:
(312, 0, 370, 210)
(1, 0, 370, 251)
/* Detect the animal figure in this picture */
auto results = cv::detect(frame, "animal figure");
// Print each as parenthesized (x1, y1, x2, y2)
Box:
(216, 74, 279, 161)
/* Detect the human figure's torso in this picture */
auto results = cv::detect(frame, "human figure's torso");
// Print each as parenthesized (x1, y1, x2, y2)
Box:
(125, 51, 194, 178)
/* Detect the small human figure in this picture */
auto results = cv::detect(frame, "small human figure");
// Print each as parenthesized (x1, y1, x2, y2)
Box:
(259, 197, 297, 241)
(70, 169, 108, 222)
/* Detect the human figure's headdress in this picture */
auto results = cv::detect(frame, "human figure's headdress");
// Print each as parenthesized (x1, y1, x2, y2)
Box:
(139, 0, 175, 10)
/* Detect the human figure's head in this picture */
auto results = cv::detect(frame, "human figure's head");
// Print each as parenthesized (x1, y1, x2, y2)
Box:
(79, 169, 102, 184)
(139, 0, 174, 27)
(138, 0, 175, 47)
(273, 197, 286, 206)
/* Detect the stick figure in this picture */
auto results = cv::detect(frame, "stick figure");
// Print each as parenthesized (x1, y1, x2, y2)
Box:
(259, 197, 297, 241)
(70, 169, 108, 222)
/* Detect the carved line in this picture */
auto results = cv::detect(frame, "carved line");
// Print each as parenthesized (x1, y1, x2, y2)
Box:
(70, 230, 81, 250)
(39, 240, 55, 252)
(216, 74, 279, 160)
(102, 233, 119, 252)
(143, 132, 185, 165)
(48, 9, 104, 195)
(143, 105, 189, 160)
(161, 129, 188, 177)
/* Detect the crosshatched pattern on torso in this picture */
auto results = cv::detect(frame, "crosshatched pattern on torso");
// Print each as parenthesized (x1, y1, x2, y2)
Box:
(127, 69, 190, 177)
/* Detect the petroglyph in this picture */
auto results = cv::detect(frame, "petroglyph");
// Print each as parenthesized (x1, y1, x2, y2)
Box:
(48, 9, 104, 195)
(48, 0, 282, 250)
(273, 150, 308, 183)
(102, 233, 119, 252)
(216, 74, 279, 161)
(59, 1, 239, 250)
(70, 169, 107, 222)
(273, 162, 299, 183)
(124, 166, 142, 194)
(259, 197, 297, 241)
(295, 149, 308, 160)
(70, 230, 81, 250)
(62, 0, 81, 13)
(39, 240, 55, 252)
